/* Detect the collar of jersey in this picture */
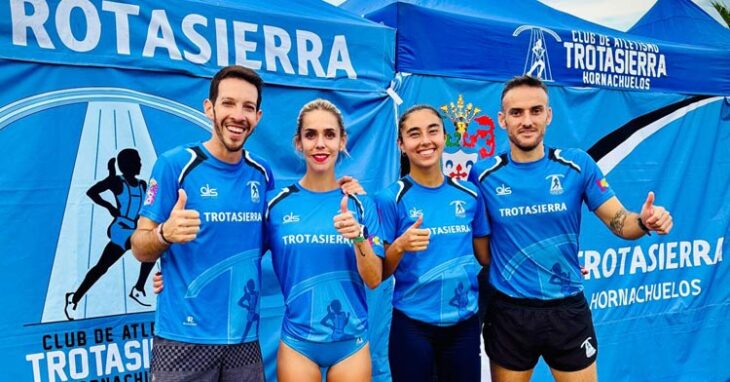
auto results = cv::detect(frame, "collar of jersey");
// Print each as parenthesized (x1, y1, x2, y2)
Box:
(404, 175, 447, 192)
(197, 142, 245, 171)
(508, 146, 549, 170)
(294, 181, 343, 196)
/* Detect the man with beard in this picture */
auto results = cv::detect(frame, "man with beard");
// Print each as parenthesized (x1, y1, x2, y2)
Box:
(131, 66, 271, 382)
(468, 75, 673, 382)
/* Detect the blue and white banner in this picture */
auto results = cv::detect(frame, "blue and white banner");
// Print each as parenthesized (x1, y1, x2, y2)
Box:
(344, 0, 730, 96)
(0, 55, 397, 380)
(393, 73, 730, 381)
(0, 0, 395, 91)
(1, 1, 398, 381)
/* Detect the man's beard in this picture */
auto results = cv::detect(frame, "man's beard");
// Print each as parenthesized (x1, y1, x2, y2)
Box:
(214, 121, 245, 152)
(213, 110, 247, 152)
(509, 130, 543, 153)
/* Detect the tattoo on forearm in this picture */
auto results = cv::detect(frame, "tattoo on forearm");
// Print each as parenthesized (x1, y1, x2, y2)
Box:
(610, 209, 628, 236)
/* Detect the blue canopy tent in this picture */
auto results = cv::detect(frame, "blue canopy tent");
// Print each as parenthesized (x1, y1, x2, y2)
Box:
(342, 1, 730, 381)
(0, 0, 397, 380)
(344, 0, 730, 95)
(629, 0, 730, 48)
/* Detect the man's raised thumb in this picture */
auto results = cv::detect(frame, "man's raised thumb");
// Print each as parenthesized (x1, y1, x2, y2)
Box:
(174, 189, 187, 210)
(340, 195, 349, 213)
(643, 191, 655, 213)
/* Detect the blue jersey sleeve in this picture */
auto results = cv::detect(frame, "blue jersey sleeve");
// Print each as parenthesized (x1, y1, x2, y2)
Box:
(139, 154, 178, 223)
(374, 189, 398, 245)
(358, 196, 386, 258)
(581, 152, 616, 211)
(472, 188, 490, 237)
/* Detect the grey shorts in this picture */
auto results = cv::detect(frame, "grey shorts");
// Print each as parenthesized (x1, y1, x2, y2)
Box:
(151, 336, 264, 382)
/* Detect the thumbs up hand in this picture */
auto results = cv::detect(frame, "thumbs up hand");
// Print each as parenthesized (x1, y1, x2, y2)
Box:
(163, 189, 201, 243)
(173, 188, 188, 211)
(334, 195, 361, 239)
(394, 215, 430, 252)
(639, 192, 673, 235)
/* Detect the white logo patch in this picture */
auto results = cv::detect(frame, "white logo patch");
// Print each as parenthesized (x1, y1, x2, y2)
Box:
(581, 337, 597, 358)
(409, 207, 423, 219)
(496, 184, 512, 196)
(283, 212, 300, 224)
(247, 181, 260, 202)
(450, 200, 466, 218)
(546, 174, 564, 195)
(183, 315, 197, 326)
(200, 184, 217, 198)
(513, 25, 561, 82)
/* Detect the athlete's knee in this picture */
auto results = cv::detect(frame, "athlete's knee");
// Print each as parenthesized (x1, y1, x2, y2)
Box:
(89, 264, 110, 277)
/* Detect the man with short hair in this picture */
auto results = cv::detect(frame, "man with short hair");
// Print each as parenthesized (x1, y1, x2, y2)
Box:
(469, 75, 673, 382)
(131, 65, 271, 382)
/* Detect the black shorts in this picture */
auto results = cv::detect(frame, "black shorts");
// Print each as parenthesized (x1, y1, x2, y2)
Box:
(483, 291, 597, 372)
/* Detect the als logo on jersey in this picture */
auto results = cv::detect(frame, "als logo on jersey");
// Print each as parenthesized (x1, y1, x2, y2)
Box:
(144, 178, 158, 205)
(496, 184, 512, 196)
(247, 181, 260, 202)
(450, 200, 466, 218)
(596, 178, 610, 192)
(200, 184, 218, 198)
(546, 174, 565, 195)
(409, 207, 423, 219)
(283, 212, 300, 224)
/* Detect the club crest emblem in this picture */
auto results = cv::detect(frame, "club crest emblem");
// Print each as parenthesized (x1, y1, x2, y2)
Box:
(247, 181, 260, 202)
(513, 25, 562, 82)
(440, 95, 495, 180)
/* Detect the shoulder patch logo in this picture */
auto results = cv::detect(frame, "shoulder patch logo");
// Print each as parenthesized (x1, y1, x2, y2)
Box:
(144, 179, 158, 205)
(368, 235, 383, 247)
(596, 178, 610, 192)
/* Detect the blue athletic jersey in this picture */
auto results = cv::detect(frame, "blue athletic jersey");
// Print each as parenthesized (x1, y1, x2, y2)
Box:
(110, 177, 144, 248)
(265, 185, 385, 343)
(468, 147, 615, 300)
(139, 143, 274, 344)
(375, 176, 490, 326)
